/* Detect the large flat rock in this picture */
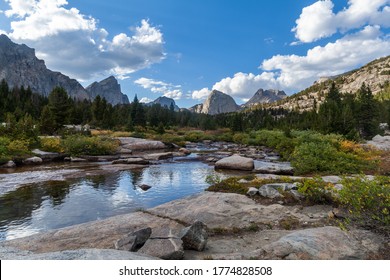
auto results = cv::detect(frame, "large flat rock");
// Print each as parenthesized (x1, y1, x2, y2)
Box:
(148, 192, 325, 229)
(215, 155, 254, 171)
(2, 211, 184, 254)
(116, 137, 166, 150)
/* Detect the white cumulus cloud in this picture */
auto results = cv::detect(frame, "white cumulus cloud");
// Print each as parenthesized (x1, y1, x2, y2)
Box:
(191, 87, 211, 100)
(2, 0, 165, 81)
(139, 97, 153, 103)
(135, 77, 183, 100)
(192, 25, 390, 101)
(293, 0, 390, 43)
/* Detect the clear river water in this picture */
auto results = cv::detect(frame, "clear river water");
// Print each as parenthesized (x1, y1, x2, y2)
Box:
(0, 157, 221, 241)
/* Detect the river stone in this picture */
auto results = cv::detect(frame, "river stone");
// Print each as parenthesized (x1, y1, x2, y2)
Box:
(215, 155, 254, 171)
(32, 149, 63, 161)
(70, 157, 87, 162)
(179, 148, 191, 155)
(139, 184, 152, 191)
(180, 221, 208, 251)
(247, 187, 259, 196)
(119, 148, 133, 154)
(254, 161, 294, 175)
(260, 226, 376, 260)
(114, 227, 152, 251)
(138, 238, 184, 260)
(0, 160, 16, 168)
(117, 137, 166, 150)
(112, 158, 149, 165)
(144, 152, 173, 160)
(23, 156, 43, 165)
(321, 176, 342, 184)
(258, 185, 284, 199)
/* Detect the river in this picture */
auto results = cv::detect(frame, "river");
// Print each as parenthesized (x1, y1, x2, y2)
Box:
(0, 157, 221, 241)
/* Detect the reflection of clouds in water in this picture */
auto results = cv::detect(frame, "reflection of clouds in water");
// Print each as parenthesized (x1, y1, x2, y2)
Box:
(0, 161, 216, 241)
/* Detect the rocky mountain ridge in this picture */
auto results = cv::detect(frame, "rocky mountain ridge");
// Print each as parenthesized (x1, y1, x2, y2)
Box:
(265, 56, 390, 112)
(0, 34, 129, 104)
(243, 89, 287, 107)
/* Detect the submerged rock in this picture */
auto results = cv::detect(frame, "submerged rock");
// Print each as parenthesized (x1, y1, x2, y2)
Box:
(139, 184, 152, 191)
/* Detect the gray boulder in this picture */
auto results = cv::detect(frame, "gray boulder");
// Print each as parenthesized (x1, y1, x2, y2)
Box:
(112, 158, 149, 165)
(260, 226, 383, 260)
(144, 152, 173, 161)
(23, 156, 43, 165)
(32, 149, 63, 161)
(247, 187, 259, 196)
(0, 160, 16, 168)
(117, 137, 166, 150)
(255, 161, 294, 175)
(114, 227, 152, 252)
(215, 155, 254, 171)
(180, 221, 208, 251)
(138, 238, 184, 260)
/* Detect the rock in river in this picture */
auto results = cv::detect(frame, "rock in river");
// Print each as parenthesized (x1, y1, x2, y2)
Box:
(215, 155, 254, 171)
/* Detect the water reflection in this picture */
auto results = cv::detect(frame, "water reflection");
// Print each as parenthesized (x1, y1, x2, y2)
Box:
(0, 161, 215, 241)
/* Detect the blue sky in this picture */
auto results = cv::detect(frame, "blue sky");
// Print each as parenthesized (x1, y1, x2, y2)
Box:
(0, 0, 389, 107)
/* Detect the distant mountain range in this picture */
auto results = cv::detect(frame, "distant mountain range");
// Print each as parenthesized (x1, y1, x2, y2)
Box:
(0, 34, 129, 105)
(189, 89, 286, 115)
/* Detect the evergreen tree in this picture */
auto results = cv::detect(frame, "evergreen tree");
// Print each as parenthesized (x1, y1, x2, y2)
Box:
(357, 83, 379, 139)
(47, 87, 71, 130)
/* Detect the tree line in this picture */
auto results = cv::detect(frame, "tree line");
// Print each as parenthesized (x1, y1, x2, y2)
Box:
(1, 78, 389, 140)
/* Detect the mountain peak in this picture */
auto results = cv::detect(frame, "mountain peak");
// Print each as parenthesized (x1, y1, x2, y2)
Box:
(244, 88, 287, 107)
(200, 90, 240, 115)
(86, 76, 129, 105)
(146, 96, 180, 111)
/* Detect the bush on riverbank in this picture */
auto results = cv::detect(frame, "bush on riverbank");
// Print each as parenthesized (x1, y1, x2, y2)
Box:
(339, 176, 390, 229)
(0, 136, 31, 164)
(61, 135, 119, 156)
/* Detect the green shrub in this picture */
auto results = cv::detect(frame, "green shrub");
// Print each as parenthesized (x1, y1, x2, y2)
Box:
(206, 177, 248, 195)
(62, 136, 119, 156)
(40, 137, 64, 153)
(7, 140, 30, 157)
(297, 177, 336, 204)
(338, 176, 390, 227)
(0, 137, 11, 156)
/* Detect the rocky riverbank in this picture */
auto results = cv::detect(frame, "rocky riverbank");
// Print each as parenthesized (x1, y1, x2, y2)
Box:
(0, 137, 388, 260)
(0, 191, 388, 260)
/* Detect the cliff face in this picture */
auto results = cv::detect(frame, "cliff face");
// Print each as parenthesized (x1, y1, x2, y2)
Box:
(146, 96, 180, 111)
(200, 90, 240, 115)
(244, 89, 287, 107)
(0, 34, 89, 100)
(86, 76, 129, 105)
(0, 34, 131, 104)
